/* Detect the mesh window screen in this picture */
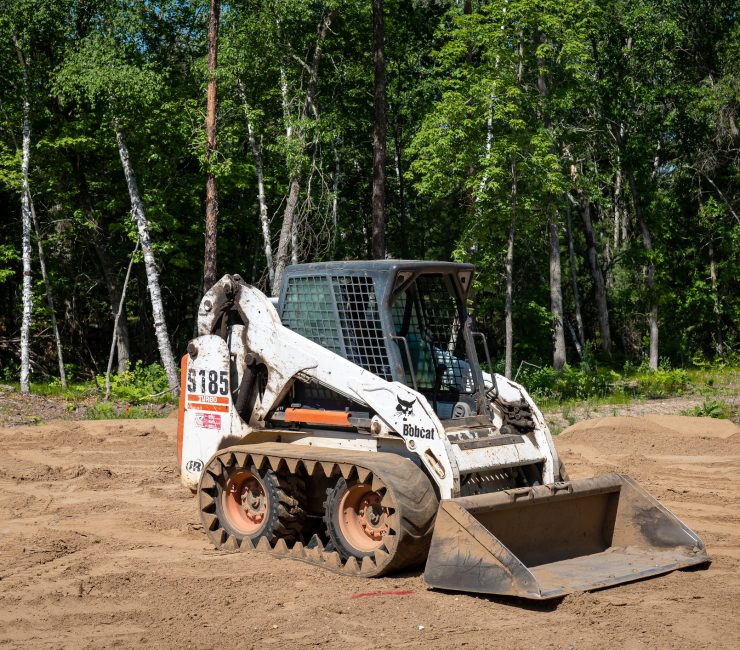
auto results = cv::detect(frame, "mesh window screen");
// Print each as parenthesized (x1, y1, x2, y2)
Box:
(331, 276, 392, 381)
(281, 276, 342, 353)
(281, 274, 392, 381)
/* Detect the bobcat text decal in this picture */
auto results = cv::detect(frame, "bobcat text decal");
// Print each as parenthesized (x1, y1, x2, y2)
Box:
(402, 423, 435, 439)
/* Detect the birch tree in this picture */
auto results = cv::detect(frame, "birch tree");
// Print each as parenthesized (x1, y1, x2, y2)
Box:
(12, 32, 33, 394)
(271, 9, 336, 295)
(114, 118, 179, 392)
(54, 23, 179, 394)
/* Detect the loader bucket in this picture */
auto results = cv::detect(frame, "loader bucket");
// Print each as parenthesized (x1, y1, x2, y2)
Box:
(423, 474, 709, 599)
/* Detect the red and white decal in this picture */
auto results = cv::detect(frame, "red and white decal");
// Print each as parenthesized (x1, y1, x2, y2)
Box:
(194, 413, 222, 429)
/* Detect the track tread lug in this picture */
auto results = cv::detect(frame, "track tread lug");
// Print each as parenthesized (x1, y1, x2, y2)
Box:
(305, 547, 323, 562)
(256, 536, 272, 552)
(202, 513, 219, 531)
(291, 541, 306, 558)
(371, 475, 385, 493)
(343, 556, 360, 574)
(339, 463, 354, 479)
(273, 538, 289, 555)
(374, 548, 389, 567)
(361, 555, 376, 574)
(200, 473, 216, 490)
(357, 468, 372, 484)
(240, 537, 255, 551)
(324, 551, 341, 568)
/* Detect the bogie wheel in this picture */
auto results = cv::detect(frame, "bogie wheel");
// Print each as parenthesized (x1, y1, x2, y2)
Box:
(324, 478, 395, 560)
(199, 453, 304, 549)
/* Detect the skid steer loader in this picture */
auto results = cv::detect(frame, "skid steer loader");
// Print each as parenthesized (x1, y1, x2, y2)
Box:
(178, 261, 708, 599)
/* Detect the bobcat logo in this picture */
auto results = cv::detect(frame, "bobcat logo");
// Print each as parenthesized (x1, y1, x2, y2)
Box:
(396, 396, 416, 420)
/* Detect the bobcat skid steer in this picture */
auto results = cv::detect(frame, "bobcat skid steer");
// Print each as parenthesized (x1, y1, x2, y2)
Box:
(177, 261, 708, 599)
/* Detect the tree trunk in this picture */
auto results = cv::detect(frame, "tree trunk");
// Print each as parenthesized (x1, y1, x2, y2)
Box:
(30, 197, 67, 388)
(708, 239, 725, 359)
(104, 239, 139, 400)
(291, 211, 299, 265)
(272, 175, 301, 295)
(240, 88, 274, 287)
(505, 159, 517, 379)
(580, 197, 612, 355)
(272, 11, 335, 294)
(567, 159, 611, 355)
(627, 169, 658, 370)
(549, 215, 567, 370)
(19, 91, 32, 394)
(203, 0, 221, 293)
(113, 117, 179, 394)
(565, 200, 585, 358)
(331, 139, 341, 255)
(534, 44, 565, 370)
(74, 159, 131, 372)
(371, 0, 386, 259)
(613, 167, 624, 250)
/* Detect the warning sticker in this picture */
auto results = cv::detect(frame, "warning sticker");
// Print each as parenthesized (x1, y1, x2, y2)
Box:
(194, 413, 222, 429)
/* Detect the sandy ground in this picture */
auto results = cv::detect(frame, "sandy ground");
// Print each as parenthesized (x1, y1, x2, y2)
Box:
(0, 411, 738, 649)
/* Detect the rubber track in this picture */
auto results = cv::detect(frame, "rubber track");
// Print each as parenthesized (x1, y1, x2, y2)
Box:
(198, 442, 439, 577)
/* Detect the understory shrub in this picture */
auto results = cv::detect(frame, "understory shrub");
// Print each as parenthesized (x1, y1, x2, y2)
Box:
(96, 362, 173, 404)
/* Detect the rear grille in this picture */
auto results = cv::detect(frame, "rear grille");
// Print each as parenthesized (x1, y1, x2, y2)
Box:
(459, 469, 517, 496)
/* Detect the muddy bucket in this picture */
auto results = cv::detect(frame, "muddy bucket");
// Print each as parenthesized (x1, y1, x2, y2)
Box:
(423, 474, 709, 599)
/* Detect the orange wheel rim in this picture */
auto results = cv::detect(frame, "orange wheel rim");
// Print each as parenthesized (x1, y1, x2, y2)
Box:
(338, 483, 389, 553)
(221, 470, 267, 536)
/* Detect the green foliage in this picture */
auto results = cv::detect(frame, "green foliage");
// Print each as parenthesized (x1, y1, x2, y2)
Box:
(519, 364, 620, 402)
(85, 401, 163, 420)
(1, 358, 20, 383)
(517, 362, 708, 404)
(681, 399, 731, 420)
(29, 379, 95, 399)
(96, 362, 173, 404)
(631, 369, 690, 398)
(0, 0, 736, 384)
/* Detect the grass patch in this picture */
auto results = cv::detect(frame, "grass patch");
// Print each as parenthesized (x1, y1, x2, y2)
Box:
(85, 402, 165, 420)
(27, 380, 96, 399)
(523, 361, 737, 408)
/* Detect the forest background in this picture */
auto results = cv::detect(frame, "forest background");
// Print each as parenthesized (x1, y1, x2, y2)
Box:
(0, 0, 737, 407)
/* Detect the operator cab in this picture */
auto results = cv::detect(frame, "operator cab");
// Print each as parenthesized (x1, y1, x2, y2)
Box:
(278, 260, 488, 420)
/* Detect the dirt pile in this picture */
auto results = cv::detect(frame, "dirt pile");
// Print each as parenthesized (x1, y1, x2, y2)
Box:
(0, 413, 738, 648)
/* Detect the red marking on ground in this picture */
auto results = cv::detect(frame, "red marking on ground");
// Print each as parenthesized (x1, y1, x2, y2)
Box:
(350, 590, 414, 599)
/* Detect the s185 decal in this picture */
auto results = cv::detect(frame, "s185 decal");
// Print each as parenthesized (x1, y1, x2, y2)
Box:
(187, 368, 228, 395)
